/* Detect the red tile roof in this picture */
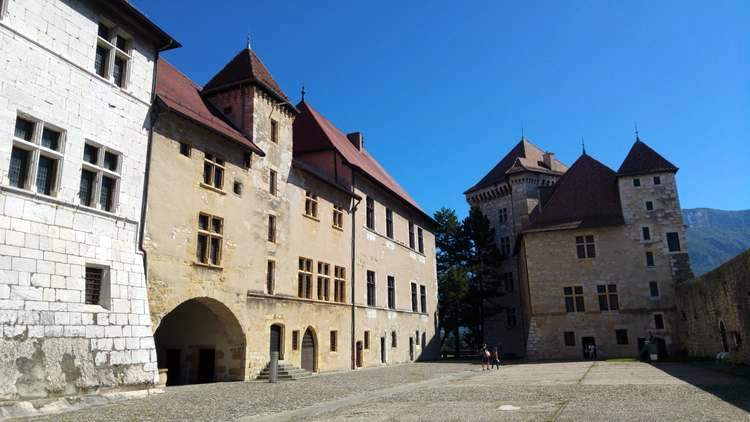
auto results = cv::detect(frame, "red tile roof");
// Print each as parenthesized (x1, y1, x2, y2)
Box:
(294, 101, 429, 219)
(202, 48, 291, 106)
(524, 154, 624, 232)
(617, 139, 678, 176)
(155, 59, 264, 155)
(465, 139, 567, 194)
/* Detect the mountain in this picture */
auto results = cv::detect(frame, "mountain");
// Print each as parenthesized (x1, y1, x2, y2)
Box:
(682, 208, 750, 276)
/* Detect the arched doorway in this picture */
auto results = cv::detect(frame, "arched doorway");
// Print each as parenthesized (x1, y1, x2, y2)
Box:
(301, 327, 317, 372)
(720, 320, 729, 353)
(270, 324, 284, 360)
(154, 297, 245, 386)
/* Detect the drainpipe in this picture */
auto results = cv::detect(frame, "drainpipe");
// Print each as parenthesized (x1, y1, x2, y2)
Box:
(350, 170, 360, 370)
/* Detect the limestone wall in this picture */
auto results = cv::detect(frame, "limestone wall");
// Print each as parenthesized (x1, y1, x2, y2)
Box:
(675, 249, 750, 363)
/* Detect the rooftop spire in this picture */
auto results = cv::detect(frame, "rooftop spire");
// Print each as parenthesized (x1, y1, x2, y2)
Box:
(521, 123, 525, 141)
(301, 83, 306, 102)
(634, 123, 640, 141)
(246, 33, 251, 50)
(581, 136, 586, 155)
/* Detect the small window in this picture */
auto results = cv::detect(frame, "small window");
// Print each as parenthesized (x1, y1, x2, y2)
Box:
(387, 276, 395, 309)
(317, 262, 331, 301)
(645, 201, 654, 211)
(633, 178, 641, 187)
(366, 270, 376, 306)
(304, 191, 318, 218)
(649, 281, 659, 298)
(79, 141, 121, 212)
(385, 208, 394, 239)
(391, 331, 397, 348)
(233, 180, 243, 196)
(498, 208, 508, 224)
(653, 176, 661, 185)
(500, 236, 511, 257)
(266, 260, 275, 294)
(654, 314, 665, 330)
(202, 154, 225, 190)
(597, 284, 619, 311)
(268, 215, 276, 242)
(9, 116, 65, 196)
(616, 329, 629, 345)
(269, 170, 277, 195)
(408, 222, 415, 249)
(646, 251, 655, 267)
(411, 282, 418, 312)
(641, 226, 651, 241)
(575, 235, 596, 259)
(85, 266, 109, 308)
(564, 286, 585, 312)
(420, 285, 427, 313)
(334, 266, 346, 303)
(563, 331, 576, 346)
(292, 330, 300, 350)
(179, 142, 191, 157)
(366, 197, 375, 230)
(271, 119, 279, 143)
(196, 213, 223, 266)
(417, 227, 424, 254)
(297, 257, 313, 298)
(666, 232, 681, 252)
(330, 331, 338, 352)
(333, 205, 344, 229)
(243, 152, 252, 169)
(95, 21, 131, 88)
(364, 331, 370, 349)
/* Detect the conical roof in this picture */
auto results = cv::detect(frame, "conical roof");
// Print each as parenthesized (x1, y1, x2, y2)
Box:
(203, 48, 289, 102)
(617, 139, 678, 176)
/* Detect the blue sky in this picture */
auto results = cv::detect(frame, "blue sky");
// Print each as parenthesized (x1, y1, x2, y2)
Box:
(135, 0, 749, 217)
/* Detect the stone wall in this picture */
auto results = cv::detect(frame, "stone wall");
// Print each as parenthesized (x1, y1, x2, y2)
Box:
(675, 249, 750, 363)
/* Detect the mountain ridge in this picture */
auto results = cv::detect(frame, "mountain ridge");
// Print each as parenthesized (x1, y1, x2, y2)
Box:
(682, 208, 750, 276)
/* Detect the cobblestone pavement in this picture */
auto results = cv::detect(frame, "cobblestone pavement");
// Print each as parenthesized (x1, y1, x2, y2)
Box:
(23, 361, 750, 421)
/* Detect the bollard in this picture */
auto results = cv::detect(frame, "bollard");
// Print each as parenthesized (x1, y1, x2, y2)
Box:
(269, 351, 279, 383)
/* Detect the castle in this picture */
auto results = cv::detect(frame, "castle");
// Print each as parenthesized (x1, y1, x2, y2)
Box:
(465, 138, 692, 359)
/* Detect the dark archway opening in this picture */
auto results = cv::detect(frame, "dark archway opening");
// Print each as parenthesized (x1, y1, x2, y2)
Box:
(301, 327, 317, 372)
(154, 297, 246, 386)
(270, 324, 284, 360)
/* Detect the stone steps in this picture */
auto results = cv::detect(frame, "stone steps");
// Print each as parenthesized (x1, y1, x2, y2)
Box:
(256, 363, 313, 380)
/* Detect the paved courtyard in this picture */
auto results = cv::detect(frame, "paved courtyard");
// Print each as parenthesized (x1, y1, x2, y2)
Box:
(23, 360, 750, 421)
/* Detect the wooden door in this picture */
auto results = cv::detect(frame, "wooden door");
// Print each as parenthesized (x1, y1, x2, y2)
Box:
(270, 325, 282, 359)
(301, 329, 315, 372)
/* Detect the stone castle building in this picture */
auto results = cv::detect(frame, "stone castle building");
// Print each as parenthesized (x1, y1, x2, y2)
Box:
(145, 47, 438, 384)
(0, 0, 178, 401)
(466, 138, 692, 359)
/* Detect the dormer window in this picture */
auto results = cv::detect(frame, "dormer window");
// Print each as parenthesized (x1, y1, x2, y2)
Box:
(95, 21, 131, 88)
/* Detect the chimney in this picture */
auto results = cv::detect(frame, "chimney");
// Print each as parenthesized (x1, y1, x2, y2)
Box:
(542, 152, 555, 169)
(347, 132, 364, 150)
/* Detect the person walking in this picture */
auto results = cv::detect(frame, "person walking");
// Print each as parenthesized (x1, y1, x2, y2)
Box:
(480, 344, 489, 371)
(492, 347, 501, 370)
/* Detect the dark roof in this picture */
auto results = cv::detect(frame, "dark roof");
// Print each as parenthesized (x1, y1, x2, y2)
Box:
(155, 59, 264, 155)
(617, 139, 678, 176)
(465, 139, 567, 194)
(202, 48, 292, 107)
(95, 0, 180, 51)
(294, 101, 430, 221)
(524, 154, 624, 232)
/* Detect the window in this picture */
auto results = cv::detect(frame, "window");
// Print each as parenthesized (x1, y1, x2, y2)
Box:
(417, 228, 424, 254)
(391, 331, 397, 347)
(422, 332, 426, 349)
(649, 281, 659, 298)
(317, 262, 331, 301)
(666, 232, 681, 252)
(267, 215, 276, 242)
(645, 201, 654, 211)
(564, 286, 585, 312)
(95, 22, 131, 88)
(202, 154, 225, 190)
(654, 314, 665, 330)
(506, 307, 517, 328)
(653, 176, 661, 185)
(498, 208, 508, 225)
(366, 270, 376, 306)
(271, 119, 279, 143)
(386, 208, 394, 239)
(415, 330, 420, 345)
(269, 170, 277, 195)
(196, 213, 223, 266)
(298, 258, 313, 299)
(9, 116, 65, 196)
(420, 285, 427, 313)
(641, 226, 651, 241)
(334, 266, 346, 303)
(633, 178, 641, 187)
(500, 237, 511, 257)
(330, 331, 338, 352)
(266, 260, 275, 294)
(292, 330, 299, 350)
(179, 142, 191, 157)
(411, 283, 418, 312)
(233, 180, 243, 196)
(597, 284, 619, 311)
(646, 251, 655, 267)
(564, 331, 576, 346)
(387, 276, 395, 309)
(366, 197, 375, 230)
(305, 191, 318, 218)
(79, 142, 121, 212)
(364, 331, 370, 349)
(575, 235, 596, 259)
(616, 329, 629, 345)
(333, 205, 344, 229)
(502, 272, 514, 292)
(409, 222, 415, 249)
(85, 266, 109, 307)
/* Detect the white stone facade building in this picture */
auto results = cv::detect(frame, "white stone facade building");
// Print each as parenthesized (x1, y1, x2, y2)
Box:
(0, 0, 177, 400)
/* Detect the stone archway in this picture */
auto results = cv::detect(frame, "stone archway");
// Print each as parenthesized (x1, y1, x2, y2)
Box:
(301, 327, 317, 372)
(154, 297, 245, 385)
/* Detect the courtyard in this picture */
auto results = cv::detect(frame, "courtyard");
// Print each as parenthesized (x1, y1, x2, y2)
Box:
(21, 360, 750, 421)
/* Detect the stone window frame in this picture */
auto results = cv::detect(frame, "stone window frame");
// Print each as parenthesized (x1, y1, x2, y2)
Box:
(333, 266, 346, 303)
(632, 177, 641, 188)
(84, 264, 111, 310)
(385, 208, 394, 239)
(640, 225, 652, 242)
(498, 207, 509, 225)
(645, 200, 655, 211)
(304, 191, 319, 219)
(267, 214, 276, 243)
(95, 19, 132, 89)
(232, 179, 243, 196)
(270, 119, 279, 144)
(292, 330, 300, 350)
(563, 331, 576, 346)
(415, 330, 420, 345)
(178, 141, 191, 157)
(364, 331, 370, 349)
(653, 175, 661, 185)
(500, 236, 511, 257)
(645, 251, 655, 267)
(420, 285, 427, 313)
(80, 141, 122, 213)
(8, 114, 66, 198)
(410, 282, 418, 312)
(665, 232, 681, 253)
(332, 204, 344, 230)
(317, 261, 331, 301)
(615, 329, 629, 345)
(649, 281, 660, 298)
(366, 270, 376, 307)
(366, 197, 375, 230)
(563, 286, 585, 312)
(597, 284, 619, 311)
(408, 221, 415, 249)
(391, 331, 398, 348)
(387, 275, 396, 309)
(417, 227, 424, 254)
(575, 235, 596, 259)
(653, 312, 666, 330)
(330, 330, 338, 352)
(201, 152, 225, 191)
(269, 169, 277, 196)
(297, 257, 313, 299)
(196, 213, 223, 267)
(266, 260, 275, 294)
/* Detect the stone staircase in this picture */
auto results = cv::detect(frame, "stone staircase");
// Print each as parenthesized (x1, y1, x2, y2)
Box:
(256, 362, 313, 381)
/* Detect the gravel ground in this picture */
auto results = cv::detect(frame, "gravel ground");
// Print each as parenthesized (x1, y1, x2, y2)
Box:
(21, 361, 750, 421)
